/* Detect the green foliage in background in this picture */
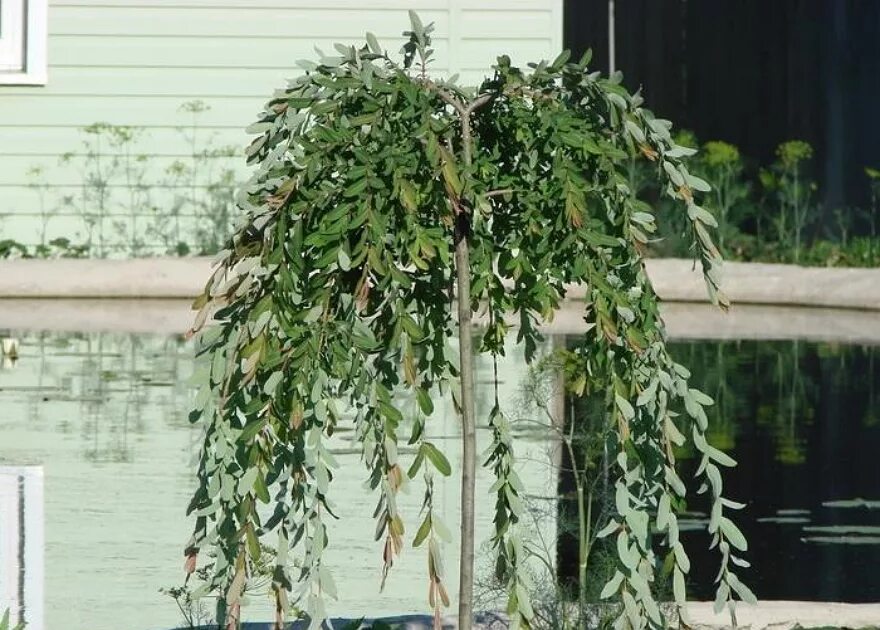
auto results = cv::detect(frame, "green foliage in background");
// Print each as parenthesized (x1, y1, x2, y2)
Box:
(5, 108, 880, 268)
(183, 13, 749, 630)
(1, 101, 239, 258)
(0, 609, 25, 630)
(650, 135, 880, 267)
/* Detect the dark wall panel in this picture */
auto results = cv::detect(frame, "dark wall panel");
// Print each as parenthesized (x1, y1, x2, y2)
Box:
(563, 0, 880, 210)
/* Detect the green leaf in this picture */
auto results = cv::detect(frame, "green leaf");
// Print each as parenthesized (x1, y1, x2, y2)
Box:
(720, 516, 748, 551)
(438, 146, 463, 195)
(673, 566, 687, 605)
(413, 514, 432, 547)
(727, 573, 757, 604)
(656, 493, 671, 531)
(688, 204, 719, 228)
(615, 394, 635, 421)
(239, 417, 267, 443)
(599, 570, 624, 599)
(416, 387, 434, 415)
(366, 32, 382, 54)
(423, 442, 451, 476)
(550, 49, 571, 69)
(407, 448, 425, 479)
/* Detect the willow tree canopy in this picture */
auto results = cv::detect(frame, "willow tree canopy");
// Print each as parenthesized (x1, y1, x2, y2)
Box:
(184, 13, 750, 630)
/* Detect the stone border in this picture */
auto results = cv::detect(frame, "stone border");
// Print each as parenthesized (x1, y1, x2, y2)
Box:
(2, 299, 880, 345)
(0, 257, 878, 310)
(688, 600, 880, 629)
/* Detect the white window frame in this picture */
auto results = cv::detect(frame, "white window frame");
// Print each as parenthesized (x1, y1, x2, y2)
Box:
(0, 0, 47, 85)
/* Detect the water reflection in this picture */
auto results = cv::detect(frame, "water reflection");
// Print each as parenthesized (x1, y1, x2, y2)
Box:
(4, 329, 879, 629)
(678, 339, 880, 602)
(624, 340, 878, 602)
(0, 331, 556, 630)
(0, 466, 44, 630)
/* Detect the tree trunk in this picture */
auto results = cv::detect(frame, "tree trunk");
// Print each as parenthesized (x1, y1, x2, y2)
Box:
(454, 212, 476, 630)
(454, 97, 486, 630)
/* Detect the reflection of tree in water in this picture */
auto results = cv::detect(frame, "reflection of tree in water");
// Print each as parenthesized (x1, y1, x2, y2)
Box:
(14, 332, 192, 463)
(669, 340, 878, 466)
(764, 340, 813, 465)
(677, 341, 742, 453)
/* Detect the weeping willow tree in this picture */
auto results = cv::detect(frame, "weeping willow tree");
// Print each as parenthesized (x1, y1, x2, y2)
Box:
(183, 13, 753, 630)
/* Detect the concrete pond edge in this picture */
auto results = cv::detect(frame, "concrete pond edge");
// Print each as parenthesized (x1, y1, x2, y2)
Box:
(172, 601, 880, 629)
(0, 257, 878, 310)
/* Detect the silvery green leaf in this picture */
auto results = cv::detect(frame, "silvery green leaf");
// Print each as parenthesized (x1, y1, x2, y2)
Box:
(663, 161, 684, 186)
(616, 394, 635, 421)
(432, 514, 453, 542)
(706, 463, 723, 497)
(686, 173, 711, 192)
(622, 589, 640, 628)
(366, 32, 382, 54)
(673, 541, 691, 573)
(727, 572, 757, 604)
(636, 378, 658, 406)
(318, 565, 338, 600)
(600, 571, 624, 599)
(239, 467, 258, 495)
(706, 445, 737, 468)
(656, 493, 671, 531)
(643, 593, 662, 625)
(720, 517, 748, 551)
(687, 204, 719, 228)
(616, 482, 630, 515)
(722, 498, 747, 510)
(689, 388, 713, 406)
(665, 466, 687, 497)
(596, 519, 620, 539)
(665, 144, 698, 158)
(625, 120, 646, 143)
(714, 581, 730, 613)
(673, 566, 687, 604)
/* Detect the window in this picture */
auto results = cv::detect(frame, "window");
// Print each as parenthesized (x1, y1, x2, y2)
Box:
(0, 0, 47, 85)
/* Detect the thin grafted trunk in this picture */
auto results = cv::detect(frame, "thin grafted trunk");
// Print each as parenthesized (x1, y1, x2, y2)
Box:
(454, 214, 476, 630)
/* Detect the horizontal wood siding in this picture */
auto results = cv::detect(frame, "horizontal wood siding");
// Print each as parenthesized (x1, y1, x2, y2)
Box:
(0, 0, 562, 249)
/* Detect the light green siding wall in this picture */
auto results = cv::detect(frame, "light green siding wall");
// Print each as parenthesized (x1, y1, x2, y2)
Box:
(0, 0, 562, 251)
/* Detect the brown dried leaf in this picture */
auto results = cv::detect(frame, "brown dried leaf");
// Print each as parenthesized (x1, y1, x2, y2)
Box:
(184, 550, 197, 575)
(640, 143, 659, 161)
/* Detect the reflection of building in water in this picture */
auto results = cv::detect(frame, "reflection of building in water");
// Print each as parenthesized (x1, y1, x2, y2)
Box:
(0, 467, 43, 630)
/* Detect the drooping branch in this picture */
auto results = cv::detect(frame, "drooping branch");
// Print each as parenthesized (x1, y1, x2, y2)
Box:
(184, 14, 751, 630)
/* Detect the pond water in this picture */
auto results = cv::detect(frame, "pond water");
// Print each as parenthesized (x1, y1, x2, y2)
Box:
(0, 331, 557, 630)
(0, 328, 878, 629)
(670, 339, 880, 603)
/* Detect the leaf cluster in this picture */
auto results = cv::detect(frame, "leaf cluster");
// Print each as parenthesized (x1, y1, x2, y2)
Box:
(185, 12, 746, 630)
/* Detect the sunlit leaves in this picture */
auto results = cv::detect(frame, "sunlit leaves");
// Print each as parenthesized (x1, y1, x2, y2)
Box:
(185, 11, 748, 630)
